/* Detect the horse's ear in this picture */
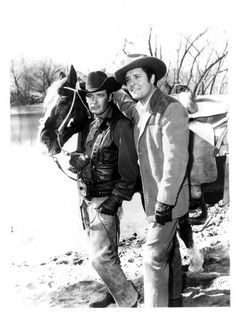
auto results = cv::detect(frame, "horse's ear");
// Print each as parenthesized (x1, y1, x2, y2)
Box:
(67, 65, 77, 88)
(59, 71, 66, 79)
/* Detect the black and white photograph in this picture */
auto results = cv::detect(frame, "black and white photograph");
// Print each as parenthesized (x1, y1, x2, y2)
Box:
(4, 0, 234, 312)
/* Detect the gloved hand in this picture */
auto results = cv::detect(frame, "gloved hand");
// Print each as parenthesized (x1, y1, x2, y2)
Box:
(68, 166, 79, 174)
(155, 201, 173, 225)
(98, 194, 123, 216)
(69, 152, 90, 173)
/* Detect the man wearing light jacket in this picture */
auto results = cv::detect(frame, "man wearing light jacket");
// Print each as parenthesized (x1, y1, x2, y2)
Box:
(113, 54, 189, 307)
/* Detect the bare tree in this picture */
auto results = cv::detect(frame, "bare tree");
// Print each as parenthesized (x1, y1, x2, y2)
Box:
(119, 27, 228, 95)
(165, 28, 228, 95)
(10, 58, 34, 106)
(32, 59, 65, 97)
(10, 58, 67, 106)
(10, 60, 22, 98)
(193, 42, 228, 95)
(148, 25, 161, 58)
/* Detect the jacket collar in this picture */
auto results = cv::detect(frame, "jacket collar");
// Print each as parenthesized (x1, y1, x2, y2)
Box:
(149, 87, 163, 114)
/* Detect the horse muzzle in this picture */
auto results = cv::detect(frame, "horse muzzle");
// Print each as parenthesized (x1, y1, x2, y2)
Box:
(40, 130, 61, 155)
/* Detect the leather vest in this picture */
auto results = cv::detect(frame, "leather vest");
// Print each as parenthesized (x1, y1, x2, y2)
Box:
(80, 105, 124, 190)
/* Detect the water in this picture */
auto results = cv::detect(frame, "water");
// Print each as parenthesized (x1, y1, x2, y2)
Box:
(11, 105, 44, 146)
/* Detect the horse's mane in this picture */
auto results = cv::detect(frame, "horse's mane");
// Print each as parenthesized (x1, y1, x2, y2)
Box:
(39, 77, 68, 127)
(43, 77, 68, 109)
(43, 77, 67, 108)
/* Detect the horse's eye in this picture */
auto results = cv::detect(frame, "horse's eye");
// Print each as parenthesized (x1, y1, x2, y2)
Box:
(58, 86, 68, 96)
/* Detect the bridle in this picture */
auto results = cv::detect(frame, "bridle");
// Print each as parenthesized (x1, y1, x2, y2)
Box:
(55, 86, 91, 155)
(51, 86, 91, 181)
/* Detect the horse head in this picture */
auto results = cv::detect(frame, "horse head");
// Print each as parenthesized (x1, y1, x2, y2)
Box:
(39, 65, 90, 155)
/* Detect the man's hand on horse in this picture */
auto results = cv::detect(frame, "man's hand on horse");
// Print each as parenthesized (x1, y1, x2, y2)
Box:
(69, 152, 90, 172)
(155, 201, 173, 225)
(98, 195, 123, 216)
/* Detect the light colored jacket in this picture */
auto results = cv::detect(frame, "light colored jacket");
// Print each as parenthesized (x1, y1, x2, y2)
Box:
(113, 87, 189, 221)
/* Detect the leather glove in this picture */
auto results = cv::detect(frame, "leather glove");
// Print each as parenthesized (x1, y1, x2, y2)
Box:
(155, 201, 173, 225)
(98, 194, 123, 216)
(69, 152, 90, 172)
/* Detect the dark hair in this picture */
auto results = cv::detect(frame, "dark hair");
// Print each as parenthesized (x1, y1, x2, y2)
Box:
(106, 90, 111, 98)
(142, 67, 157, 85)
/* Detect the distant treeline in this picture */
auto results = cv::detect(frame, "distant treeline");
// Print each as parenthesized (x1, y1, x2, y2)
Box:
(10, 29, 228, 107)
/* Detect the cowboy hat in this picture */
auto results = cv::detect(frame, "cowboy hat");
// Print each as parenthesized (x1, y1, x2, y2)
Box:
(78, 71, 121, 93)
(114, 54, 167, 85)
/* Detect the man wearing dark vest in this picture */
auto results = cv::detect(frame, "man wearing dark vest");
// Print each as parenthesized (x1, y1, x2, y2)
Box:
(69, 71, 139, 307)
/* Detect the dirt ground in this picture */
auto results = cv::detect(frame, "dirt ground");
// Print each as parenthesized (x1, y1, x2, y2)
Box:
(10, 201, 230, 309)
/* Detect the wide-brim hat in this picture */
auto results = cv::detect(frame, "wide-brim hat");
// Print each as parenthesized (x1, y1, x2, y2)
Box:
(78, 71, 121, 93)
(114, 54, 167, 85)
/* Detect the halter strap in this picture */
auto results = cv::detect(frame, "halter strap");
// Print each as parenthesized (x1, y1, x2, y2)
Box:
(51, 155, 77, 181)
(58, 87, 91, 133)
(57, 87, 77, 134)
(55, 87, 91, 155)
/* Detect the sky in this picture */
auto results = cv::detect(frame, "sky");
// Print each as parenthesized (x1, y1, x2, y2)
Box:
(6, 0, 231, 74)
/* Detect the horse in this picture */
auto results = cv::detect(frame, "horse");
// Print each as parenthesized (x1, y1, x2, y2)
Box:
(174, 92, 229, 222)
(39, 65, 91, 157)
